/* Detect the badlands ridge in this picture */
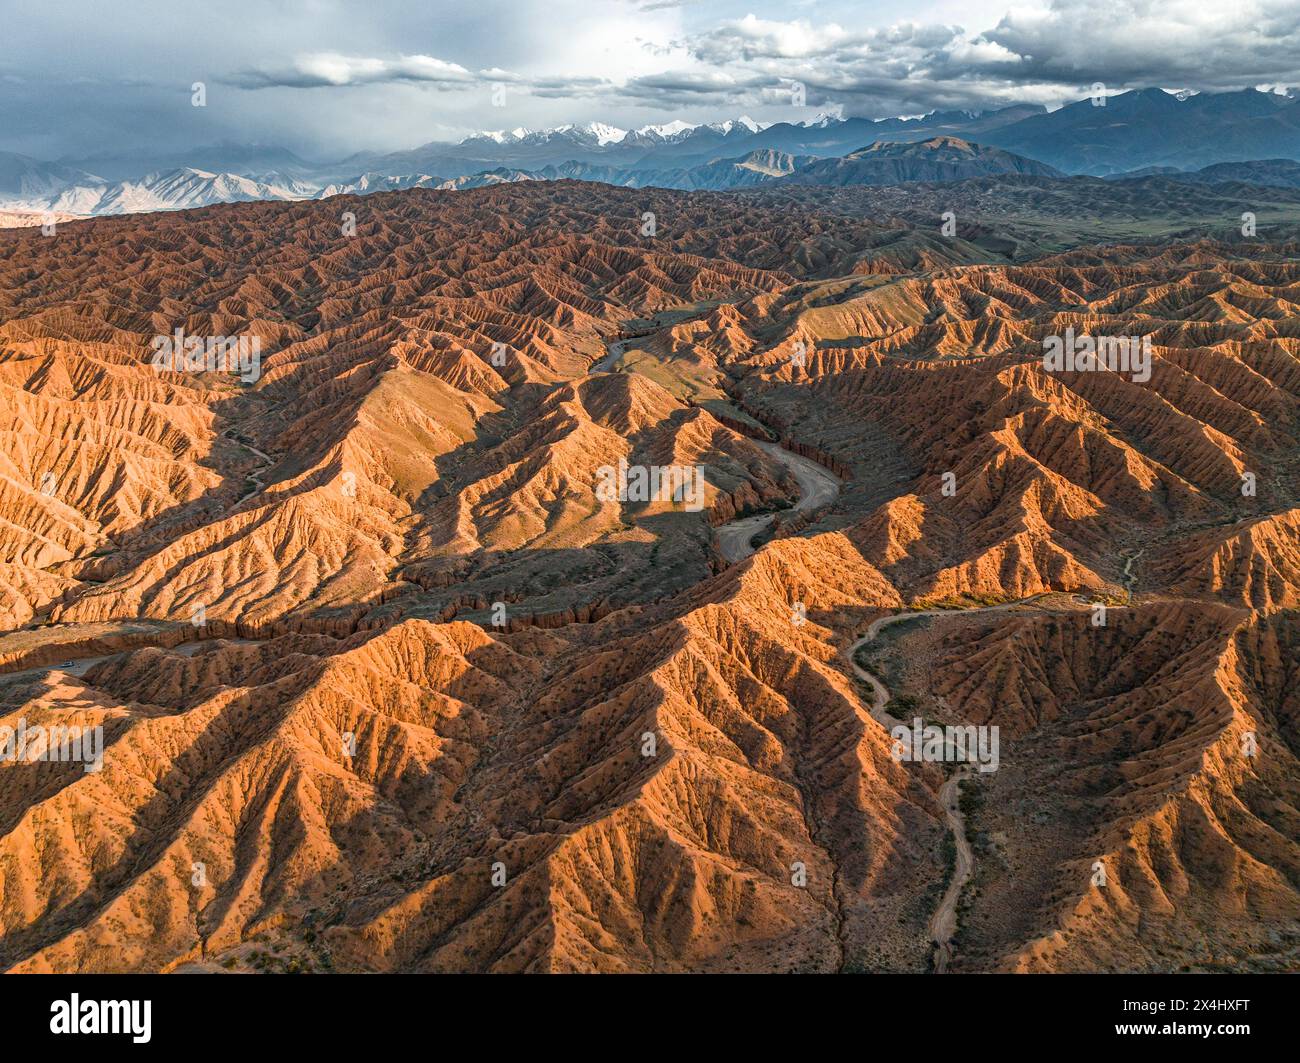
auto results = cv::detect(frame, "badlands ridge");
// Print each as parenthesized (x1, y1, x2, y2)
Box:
(0, 181, 1297, 972)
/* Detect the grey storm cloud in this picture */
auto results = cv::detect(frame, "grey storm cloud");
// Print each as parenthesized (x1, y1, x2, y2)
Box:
(675, 1, 1300, 112)
(3, 0, 1300, 160)
(226, 54, 479, 91)
(618, 69, 768, 100)
(984, 0, 1300, 87)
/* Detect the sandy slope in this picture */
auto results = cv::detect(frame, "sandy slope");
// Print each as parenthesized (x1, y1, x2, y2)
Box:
(0, 183, 1296, 973)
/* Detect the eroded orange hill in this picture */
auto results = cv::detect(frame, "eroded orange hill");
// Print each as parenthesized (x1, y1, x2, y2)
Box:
(0, 183, 1296, 972)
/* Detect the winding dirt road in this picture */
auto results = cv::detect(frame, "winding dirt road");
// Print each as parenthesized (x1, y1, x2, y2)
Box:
(592, 326, 842, 564)
(844, 595, 1050, 972)
(593, 337, 632, 374)
(929, 769, 973, 973)
(223, 427, 275, 506)
(717, 441, 841, 563)
(0, 636, 263, 683)
(1119, 548, 1145, 600)
(0, 654, 117, 680)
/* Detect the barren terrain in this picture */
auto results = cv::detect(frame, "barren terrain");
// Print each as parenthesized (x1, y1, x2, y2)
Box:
(0, 181, 1296, 973)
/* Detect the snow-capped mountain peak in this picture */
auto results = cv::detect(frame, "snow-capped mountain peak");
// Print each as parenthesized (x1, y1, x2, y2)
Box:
(801, 111, 845, 129)
(460, 127, 534, 145)
(704, 116, 766, 135)
(457, 117, 768, 148)
(635, 120, 697, 140)
(579, 122, 628, 146)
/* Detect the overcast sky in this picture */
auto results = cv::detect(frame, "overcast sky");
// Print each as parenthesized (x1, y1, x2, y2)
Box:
(3, 0, 1298, 161)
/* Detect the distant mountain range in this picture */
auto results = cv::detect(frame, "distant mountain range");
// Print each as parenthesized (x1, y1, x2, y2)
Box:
(5, 88, 1300, 221)
(780, 137, 1062, 185)
(981, 87, 1300, 174)
(1105, 158, 1300, 188)
(0, 137, 1066, 217)
(333, 105, 1047, 179)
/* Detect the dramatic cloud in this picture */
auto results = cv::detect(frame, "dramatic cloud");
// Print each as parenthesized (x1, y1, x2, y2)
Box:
(985, 0, 1300, 87)
(2, 0, 1299, 160)
(674, 0, 1300, 113)
(230, 54, 476, 90)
